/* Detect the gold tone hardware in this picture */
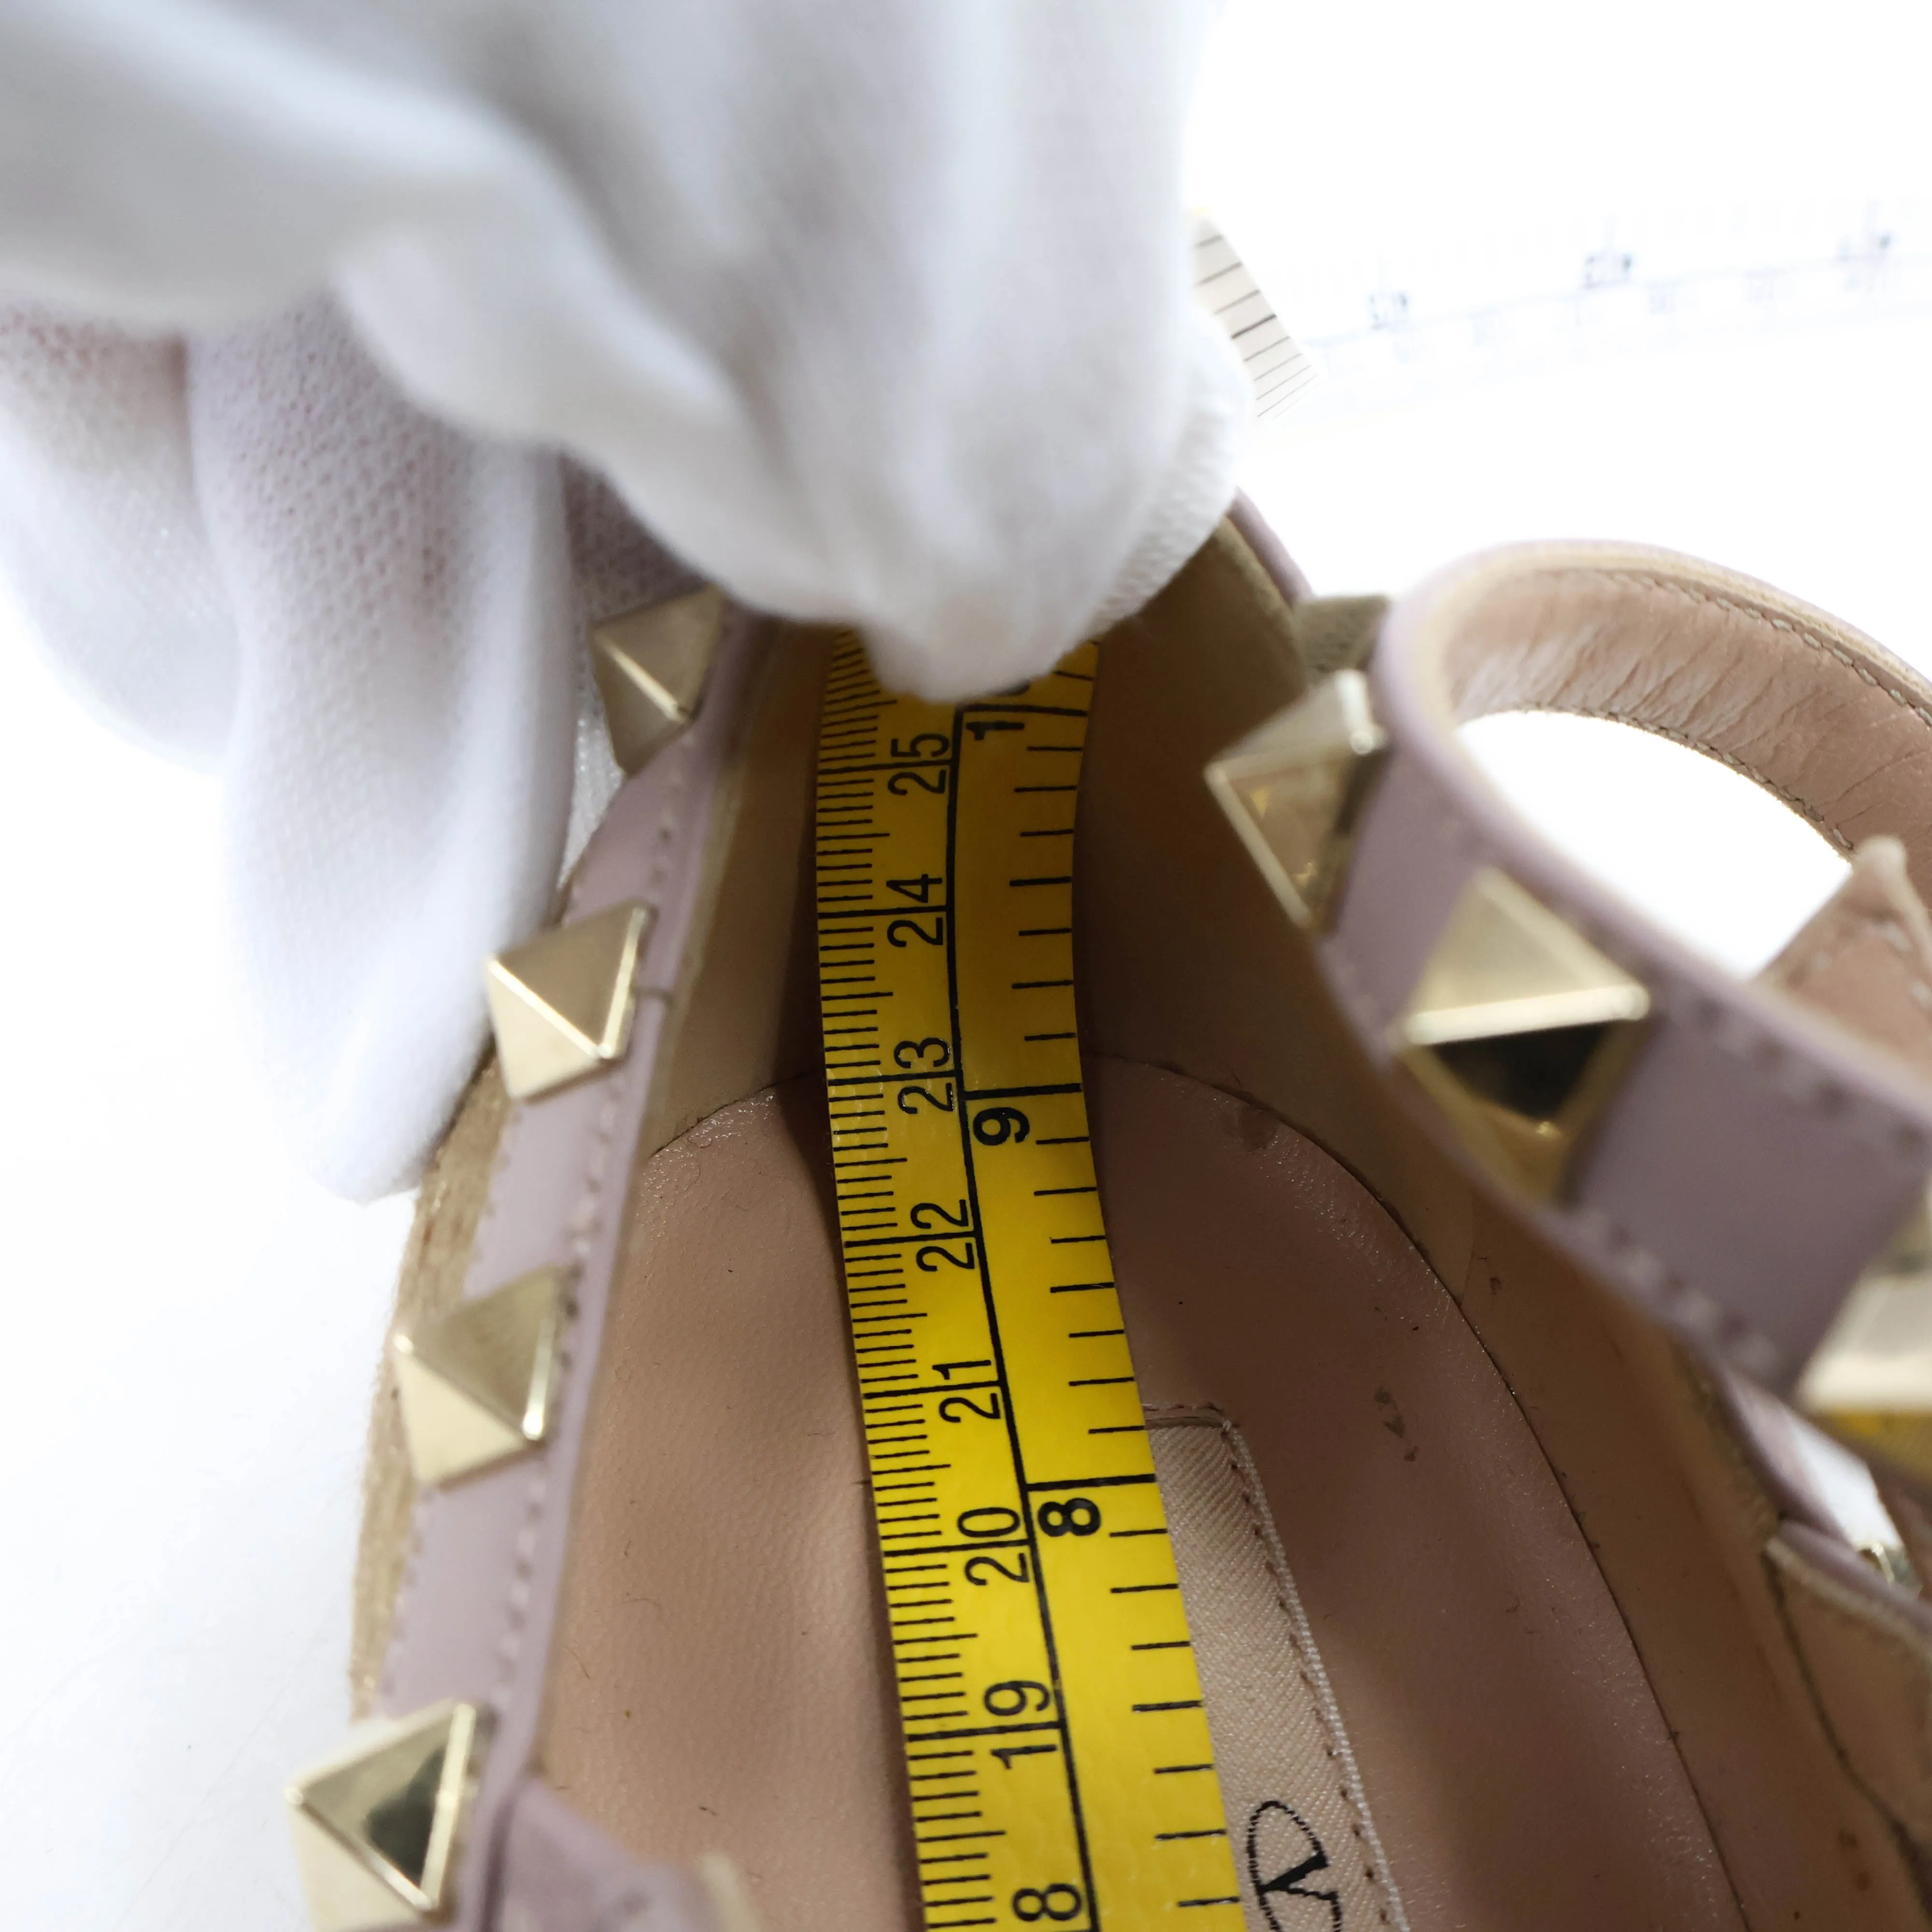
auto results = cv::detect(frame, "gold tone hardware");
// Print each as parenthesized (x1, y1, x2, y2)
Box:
(393, 1266, 572, 1486)
(1286, 594, 1391, 683)
(485, 899, 653, 1101)
(590, 587, 726, 773)
(1799, 1193, 1932, 1488)
(1392, 867, 1651, 1200)
(1206, 668, 1388, 929)
(287, 1700, 488, 1931)
(1858, 1539, 1921, 1591)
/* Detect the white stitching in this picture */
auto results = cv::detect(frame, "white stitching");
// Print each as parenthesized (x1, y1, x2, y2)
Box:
(384, 709, 700, 1733)
(1779, 902, 1932, 1025)
(1577, 568, 1932, 737)
(381, 1070, 533, 1706)
(485, 743, 694, 1703)
(1325, 740, 1932, 1380)
(1355, 754, 1932, 1158)
(492, 1470, 550, 1698)
(1332, 889, 1792, 1378)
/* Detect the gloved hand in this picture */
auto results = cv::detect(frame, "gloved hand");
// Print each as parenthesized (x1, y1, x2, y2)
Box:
(0, 0, 1248, 1198)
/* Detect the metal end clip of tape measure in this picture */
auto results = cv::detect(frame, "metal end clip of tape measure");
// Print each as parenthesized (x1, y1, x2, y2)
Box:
(812, 638, 1243, 1930)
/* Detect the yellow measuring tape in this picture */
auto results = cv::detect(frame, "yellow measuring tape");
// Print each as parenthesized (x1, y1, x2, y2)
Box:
(814, 636, 1242, 1931)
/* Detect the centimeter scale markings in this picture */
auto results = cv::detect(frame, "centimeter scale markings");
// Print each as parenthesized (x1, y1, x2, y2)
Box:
(813, 635, 1242, 1932)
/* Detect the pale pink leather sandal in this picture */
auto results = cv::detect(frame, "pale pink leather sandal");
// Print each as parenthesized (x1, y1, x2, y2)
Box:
(295, 506, 1932, 1932)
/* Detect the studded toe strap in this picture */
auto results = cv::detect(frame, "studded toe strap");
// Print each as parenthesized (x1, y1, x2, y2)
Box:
(289, 593, 767, 1932)
(1211, 537, 1932, 1447)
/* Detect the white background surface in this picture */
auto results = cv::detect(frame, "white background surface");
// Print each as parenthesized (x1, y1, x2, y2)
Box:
(6, 2, 1932, 1925)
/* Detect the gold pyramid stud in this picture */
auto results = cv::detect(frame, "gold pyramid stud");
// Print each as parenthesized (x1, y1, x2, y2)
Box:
(287, 1701, 488, 1932)
(1392, 867, 1651, 1200)
(1799, 1191, 1932, 1488)
(393, 1266, 572, 1486)
(590, 586, 726, 773)
(1206, 668, 1389, 929)
(485, 899, 653, 1101)
(1286, 594, 1391, 682)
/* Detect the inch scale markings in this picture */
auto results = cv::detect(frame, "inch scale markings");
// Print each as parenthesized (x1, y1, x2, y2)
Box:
(814, 636, 1241, 1931)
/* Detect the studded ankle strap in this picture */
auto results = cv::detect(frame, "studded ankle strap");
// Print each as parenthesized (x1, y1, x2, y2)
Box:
(1211, 537, 1932, 1483)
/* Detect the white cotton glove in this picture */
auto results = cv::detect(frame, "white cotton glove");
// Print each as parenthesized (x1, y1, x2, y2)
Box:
(0, 0, 1249, 1198)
